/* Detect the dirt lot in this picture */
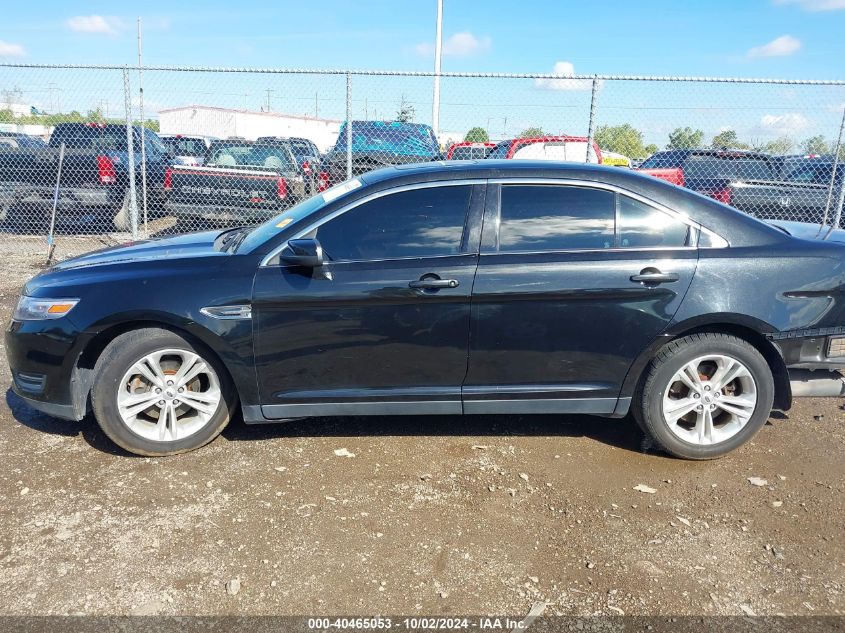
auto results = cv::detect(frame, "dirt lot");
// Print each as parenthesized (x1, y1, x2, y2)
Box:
(0, 235, 842, 618)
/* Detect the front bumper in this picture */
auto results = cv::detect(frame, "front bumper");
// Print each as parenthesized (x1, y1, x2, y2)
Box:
(5, 318, 90, 421)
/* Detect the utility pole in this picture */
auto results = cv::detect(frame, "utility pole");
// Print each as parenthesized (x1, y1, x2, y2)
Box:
(315, 91, 319, 118)
(265, 89, 273, 112)
(431, 0, 443, 136)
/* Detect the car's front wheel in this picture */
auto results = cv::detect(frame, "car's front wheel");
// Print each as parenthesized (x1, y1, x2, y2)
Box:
(91, 328, 237, 456)
(635, 333, 774, 459)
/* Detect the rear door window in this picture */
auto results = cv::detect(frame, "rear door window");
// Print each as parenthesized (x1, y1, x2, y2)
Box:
(617, 195, 690, 248)
(495, 185, 615, 252)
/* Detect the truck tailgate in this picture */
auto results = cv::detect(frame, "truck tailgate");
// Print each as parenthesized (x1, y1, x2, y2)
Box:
(166, 165, 302, 210)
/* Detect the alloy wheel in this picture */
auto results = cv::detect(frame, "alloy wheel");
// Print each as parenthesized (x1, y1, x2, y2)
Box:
(661, 354, 757, 445)
(116, 348, 222, 442)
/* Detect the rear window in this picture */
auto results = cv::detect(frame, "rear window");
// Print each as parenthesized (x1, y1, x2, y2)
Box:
(450, 145, 490, 160)
(639, 153, 684, 169)
(684, 155, 774, 180)
(783, 162, 840, 184)
(206, 142, 295, 169)
(53, 125, 129, 151)
(163, 137, 207, 156)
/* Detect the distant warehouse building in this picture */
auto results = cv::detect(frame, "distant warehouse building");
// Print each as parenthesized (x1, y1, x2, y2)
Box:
(158, 105, 342, 153)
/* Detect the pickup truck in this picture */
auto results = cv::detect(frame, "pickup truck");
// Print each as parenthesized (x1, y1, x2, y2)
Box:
(321, 121, 442, 186)
(637, 149, 842, 224)
(0, 122, 171, 231)
(487, 135, 603, 163)
(163, 139, 306, 226)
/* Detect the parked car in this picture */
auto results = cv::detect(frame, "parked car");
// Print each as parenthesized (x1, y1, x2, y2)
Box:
(0, 132, 47, 149)
(159, 135, 216, 166)
(487, 135, 602, 163)
(8, 160, 845, 458)
(637, 149, 841, 224)
(322, 120, 441, 185)
(446, 141, 495, 160)
(163, 138, 306, 226)
(257, 136, 327, 195)
(0, 122, 171, 230)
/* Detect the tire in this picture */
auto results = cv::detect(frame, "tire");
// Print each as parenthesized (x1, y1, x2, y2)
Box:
(90, 328, 237, 456)
(634, 333, 774, 460)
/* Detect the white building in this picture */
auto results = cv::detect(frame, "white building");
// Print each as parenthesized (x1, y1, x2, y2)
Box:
(158, 105, 342, 153)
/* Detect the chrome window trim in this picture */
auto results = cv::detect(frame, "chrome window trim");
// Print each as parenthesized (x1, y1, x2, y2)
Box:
(259, 179, 485, 267)
(489, 177, 729, 250)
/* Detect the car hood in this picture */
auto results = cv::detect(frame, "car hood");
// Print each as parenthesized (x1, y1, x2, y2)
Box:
(49, 230, 225, 271)
(765, 220, 845, 243)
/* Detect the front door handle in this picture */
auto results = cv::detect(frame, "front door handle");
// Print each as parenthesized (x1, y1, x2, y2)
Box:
(630, 269, 680, 285)
(409, 278, 460, 289)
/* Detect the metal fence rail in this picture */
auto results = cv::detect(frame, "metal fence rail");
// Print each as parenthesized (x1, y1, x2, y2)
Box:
(1, 63, 844, 260)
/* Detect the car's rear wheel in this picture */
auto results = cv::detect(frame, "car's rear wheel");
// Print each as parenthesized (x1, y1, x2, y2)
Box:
(635, 333, 774, 459)
(91, 328, 237, 456)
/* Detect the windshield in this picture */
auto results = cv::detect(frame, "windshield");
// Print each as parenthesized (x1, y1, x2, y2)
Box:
(162, 137, 207, 156)
(236, 178, 363, 253)
(333, 121, 439, 157)
(487, 140, 512, 159)
(450, 145, 490, 160)
(206, 142, 296, 169)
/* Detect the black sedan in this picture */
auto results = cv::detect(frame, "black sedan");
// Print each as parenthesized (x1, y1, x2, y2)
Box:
(7, 160, 845, 458)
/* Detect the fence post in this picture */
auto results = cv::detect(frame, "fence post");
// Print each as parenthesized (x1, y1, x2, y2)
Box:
(122, 68, 139, 240)
(137, 18, 148, 236)
(345, 72, 352, 181)
(822, 107, 845, 236)
(585, 75, 599, 164)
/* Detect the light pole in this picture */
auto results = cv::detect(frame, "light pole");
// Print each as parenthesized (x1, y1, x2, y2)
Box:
(431, 0, 443, 137)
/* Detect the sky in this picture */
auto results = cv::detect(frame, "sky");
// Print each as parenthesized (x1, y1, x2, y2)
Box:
(1, 0, 845, 147)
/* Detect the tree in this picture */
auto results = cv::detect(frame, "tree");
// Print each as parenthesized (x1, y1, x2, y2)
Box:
(518, 126, 544, 138)
(667, 127, 704, 150)
(395, 96, 415, 123)
(594, 123, 647, 158)
(758, 136, 794, 155)
(464, 127, 489, 143)
(711, 129, 749, 149)
(644, 143, 659, 156)
(801, 135, 829, 155)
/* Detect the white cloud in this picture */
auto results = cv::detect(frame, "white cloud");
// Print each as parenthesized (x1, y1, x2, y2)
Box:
(757, 112, 810, 135)
(774, 0, 845, 11)
(415, 31, 491, 57)
(533, 61, 593, 91)
(0, 40, 25, 57)
(747, 35, 802, 57)
(66, 15, 123, 35)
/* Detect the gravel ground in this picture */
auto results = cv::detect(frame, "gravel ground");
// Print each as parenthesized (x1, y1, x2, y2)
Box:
(0, 235, 842, 617)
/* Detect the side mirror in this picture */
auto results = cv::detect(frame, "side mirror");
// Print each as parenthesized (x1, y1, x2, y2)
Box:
(281, 238, 323, 267)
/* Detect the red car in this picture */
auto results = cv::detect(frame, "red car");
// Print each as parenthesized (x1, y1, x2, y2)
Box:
(445, 142, 496, 160)
(488, 135, 603, 164)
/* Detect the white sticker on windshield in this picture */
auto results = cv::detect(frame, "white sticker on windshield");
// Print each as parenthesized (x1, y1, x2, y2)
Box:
(321, 178, 362, 203)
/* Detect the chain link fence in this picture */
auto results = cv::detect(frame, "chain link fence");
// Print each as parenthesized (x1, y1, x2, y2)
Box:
(1, 63, 844, 260)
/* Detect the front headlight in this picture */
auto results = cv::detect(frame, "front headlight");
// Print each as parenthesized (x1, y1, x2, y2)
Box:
(13, 296, 79, 321)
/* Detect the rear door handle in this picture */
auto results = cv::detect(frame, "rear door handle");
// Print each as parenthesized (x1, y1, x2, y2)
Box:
(630, 270, 680, 285)
(409, 278, 460, 289)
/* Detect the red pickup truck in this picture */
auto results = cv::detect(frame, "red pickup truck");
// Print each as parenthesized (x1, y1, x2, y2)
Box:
(487, 135, 603, 163)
